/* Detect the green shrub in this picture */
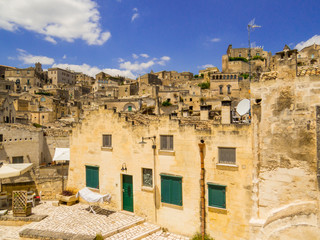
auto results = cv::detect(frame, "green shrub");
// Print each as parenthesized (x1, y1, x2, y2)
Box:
(162, 100, 172, 107)
(194, 74, 199, 78)
(94, 233, 104, 240)
(239, 73, 249, 79)
(191, 232, 214, 240)
(198, 82, 210, 89)
(229, 57, 248, 63)
(252, 55, 265, 61)
(33, 123, 42, 128)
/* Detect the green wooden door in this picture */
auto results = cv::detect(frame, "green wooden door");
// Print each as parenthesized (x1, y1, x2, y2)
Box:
(122, 175, 133, 212)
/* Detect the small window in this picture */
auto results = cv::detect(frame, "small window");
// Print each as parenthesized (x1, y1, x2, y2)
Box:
(160, 135, 173, 151)
(219, 85, 223, 95)
(142, 168, 153, 187)
(86, 166, 99, 189)
(102, 134, 112, 148)
(161, 175, 182, 206)
(0, 134, 3, 142)
(256, 53, 260, 56)
(227, 85, 231, 94)
(311, 54, 314, 59)
(13, 156, 23, 164)
(208, 183, 226, 209)
(190, 98, 192, 101)
(219, 147, 236, 165)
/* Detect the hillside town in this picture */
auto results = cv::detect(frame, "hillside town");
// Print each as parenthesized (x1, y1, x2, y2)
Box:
(0, 42, 320, 240)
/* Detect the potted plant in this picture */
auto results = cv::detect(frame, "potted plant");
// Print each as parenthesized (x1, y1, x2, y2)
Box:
(56, 189, 78, 206)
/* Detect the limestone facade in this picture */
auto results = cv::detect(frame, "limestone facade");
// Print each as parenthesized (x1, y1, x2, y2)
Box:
(67, 110, 253, 239)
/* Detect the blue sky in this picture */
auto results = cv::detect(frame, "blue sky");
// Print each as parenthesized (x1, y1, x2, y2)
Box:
(0, 0, 319, 79)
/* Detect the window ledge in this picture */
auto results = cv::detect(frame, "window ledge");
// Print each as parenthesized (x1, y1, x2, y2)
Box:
(141, 186, 154, 192)
(208, 206, 227, 214)
(158, 150, 175, 156)
(101, 147, 113, 151)
(216, 163, 238, 170)
(161, 202, 183, 210)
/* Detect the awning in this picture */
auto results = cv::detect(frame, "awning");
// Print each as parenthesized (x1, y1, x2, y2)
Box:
(53, 148, 70, 162)
(0, 163, 33, 179)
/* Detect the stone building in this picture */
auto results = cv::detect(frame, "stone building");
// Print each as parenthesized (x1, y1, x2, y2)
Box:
(248, 62, 320, 240)
(297, 43, 320, 66)
(140, 71, 162, 86)
(48, 67, 76, 86)
(222, 45, 272, 74)
(155, 71, 193, 86)
(67, 110, 253, 240)
(5, 62, 46, 92)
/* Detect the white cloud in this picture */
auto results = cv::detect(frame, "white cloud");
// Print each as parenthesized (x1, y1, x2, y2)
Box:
(131, 13, 139, 22)
(62, 54, 67, 60)
(52, 63, 136, 79)
(132, 53, 139, 59)
(17, 49, 54, 65)
(131, 8, 139, 22)
(210, 38, 221, 43)
(120, 60, 155, 72)
(158, 56, 171, 66)
(140, 53, 149, 58)
(295, 35, 320, 51)
(198, 64, 215, 69)
(161, 56, 170, 61)
(44, 36, 57, 44)
(0, 0, 111, 45)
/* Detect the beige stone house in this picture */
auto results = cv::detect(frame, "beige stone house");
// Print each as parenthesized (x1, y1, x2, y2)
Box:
(68, 111, 253, 239)
(5, 63, 45, 92)
(48, 68, 76, 86)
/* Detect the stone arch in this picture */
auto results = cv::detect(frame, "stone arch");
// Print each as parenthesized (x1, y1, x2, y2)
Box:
(254, 201, 320, 240)
(123, 102, 137, 112)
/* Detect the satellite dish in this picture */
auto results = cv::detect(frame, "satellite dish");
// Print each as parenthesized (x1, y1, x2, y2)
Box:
(236, 99, 250, 116)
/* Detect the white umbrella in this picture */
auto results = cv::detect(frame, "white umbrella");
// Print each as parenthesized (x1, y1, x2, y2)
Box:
(52, 148, 70, 192)
(52, 148, 70, 162)
(0, 163, 33, 179)
(0, 163, 33, 192)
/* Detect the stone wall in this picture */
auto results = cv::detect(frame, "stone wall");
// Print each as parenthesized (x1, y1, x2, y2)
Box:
(250, 72, 320, 239)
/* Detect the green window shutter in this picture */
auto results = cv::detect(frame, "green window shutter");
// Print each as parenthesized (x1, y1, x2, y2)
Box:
(86, 166, 99, 189)
(161, 176, 170, 203)
(161, 175, 182, 206)
(170, 177, 182, 206)
(208, 184, 226, 209)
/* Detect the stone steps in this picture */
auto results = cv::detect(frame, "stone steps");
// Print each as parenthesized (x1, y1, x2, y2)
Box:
(105, 222, 160, 240)
(142, 230, 190, 240)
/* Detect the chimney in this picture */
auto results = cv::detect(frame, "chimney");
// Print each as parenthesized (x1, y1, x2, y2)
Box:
(221, 98, 231, 124)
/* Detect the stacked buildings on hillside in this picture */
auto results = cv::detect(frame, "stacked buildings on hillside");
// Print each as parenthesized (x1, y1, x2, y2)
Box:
(0, 43, 320, 239)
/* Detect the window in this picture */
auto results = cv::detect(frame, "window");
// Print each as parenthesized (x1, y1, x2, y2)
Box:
(128, 106, 132, 112)
(219, 85, 223, 95)
(311, 54, 314, 59)
(142, 168, 153, 187)
(161, 175, 182, 206)
(0, 134, 3, 142)
(218, 147, 236, 165)
(102, 134, 112, 148)
(86, 166, 99, 189)
(208, 183, 226, 209)
(256, 53, 260, 56)
(160, 135, 173, 151)
(227, 85, 231, 94)
(13, 156, 23, 164)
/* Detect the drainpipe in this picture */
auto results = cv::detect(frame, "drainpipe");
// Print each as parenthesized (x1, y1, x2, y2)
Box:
(152, 142, 157, 223)
(199, 140, 206, 240)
